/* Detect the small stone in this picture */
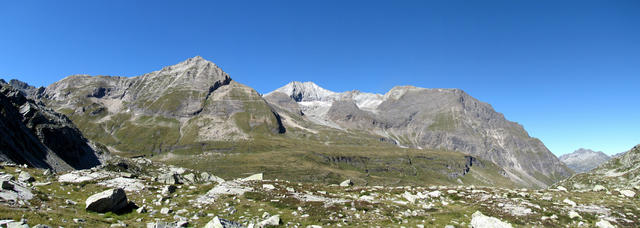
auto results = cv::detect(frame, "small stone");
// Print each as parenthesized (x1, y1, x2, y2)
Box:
(568, 211, 582, 219)
(563, 198, 577, 207)
(6, 221, 29, 228)
(162, 185, 177, 195)
(183, 173, 196, 183)
(136, 205, 147, 213)
(157, 173, 181, 185)
(258, 215, 281, 227)
(428, 191, 441, 198)
(619, 190, 636, 198)
(262, 184, 276, 190)
(33, 225, 52, 228)
(176, 209, 188, 214)
(18, 171, 34, 183)
(593, 185, 607, 192)
(557, 186, 567, 192)
(73, 218, 86, 223)
(160, 207, 172, 215)
(339, 179, 353, 187)
(596, 219, 615, 228)
(65, 199, 77, 205)
(243, 173, 263, 181)
(176, 221, 188, 227)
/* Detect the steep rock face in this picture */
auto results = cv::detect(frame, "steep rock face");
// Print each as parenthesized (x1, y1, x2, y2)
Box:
(559, 148, 611, 173)
(0, 81, 106, 171)
(265, 82, 572, 187)
(558, 144, 640, 190)
(35, 56, 284, 155)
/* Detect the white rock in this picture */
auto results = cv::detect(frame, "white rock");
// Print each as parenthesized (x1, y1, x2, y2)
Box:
(619, 190, 636, 198)
(157, 173, 181, 185)
(17, 171, 34, 183)
(595, 219, 615, 228)
(470, 211, 512, 228)
(243, 173, 263, 181)
(593, 185, 607, 192)
(257, 215, 280, 227)
(402, 191, 417, 204)
(428, 191, 441, 198)
(339, 179, 353, 187)
(169, 167, 186, 175)
(563, 198, 577, 207)
(136, 205, 147, 213)
(204, 217, 223, 228)
(183, 173, 197, 183)
(557, 186, 568, 192)
(568, 211, 582, 219)
(98, 177, 145, 192)
(160, 207, 171, 215)
(59, 170, 111, 183)
(262, 184, 276, 190)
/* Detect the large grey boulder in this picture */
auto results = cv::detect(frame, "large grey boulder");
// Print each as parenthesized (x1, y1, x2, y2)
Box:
(257, 215, 281, 227)
(204, 216, 245, 228)
(0, 179, 34, 202)
(85, 188, 128, 213)
(470, 211, 512, 228)
(201, 172, 225, 183)
(182, 173, 196, 183)
(157, 173, 181, 185)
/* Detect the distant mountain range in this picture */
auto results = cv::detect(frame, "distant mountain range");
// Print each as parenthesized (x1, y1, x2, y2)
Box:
(559, 148, 611, 173)
(3, 56, 572, 187)
(558, 144, 640, 190)
(265, 81, 572, 187)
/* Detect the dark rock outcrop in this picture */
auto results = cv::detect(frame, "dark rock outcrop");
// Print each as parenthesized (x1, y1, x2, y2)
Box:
(0, 82, 106, 171)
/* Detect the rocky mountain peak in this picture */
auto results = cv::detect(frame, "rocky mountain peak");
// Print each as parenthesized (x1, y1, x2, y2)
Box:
(152, 56, 227, 83)
(162, 56, 215, 71)
(270, 81, 336, 102)
(559, 148, 611, 173)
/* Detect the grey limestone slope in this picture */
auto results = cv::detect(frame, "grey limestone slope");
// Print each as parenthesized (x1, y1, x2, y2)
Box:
(0, 81, 107, 171)
(559, 148, 611, 173)
(265, 82, 572, 187)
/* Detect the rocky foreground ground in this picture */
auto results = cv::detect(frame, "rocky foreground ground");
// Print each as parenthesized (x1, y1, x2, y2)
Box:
(0, 158, 638, 228)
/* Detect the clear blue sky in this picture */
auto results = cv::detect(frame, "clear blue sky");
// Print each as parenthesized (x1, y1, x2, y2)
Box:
(1, 1, 639, 156)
